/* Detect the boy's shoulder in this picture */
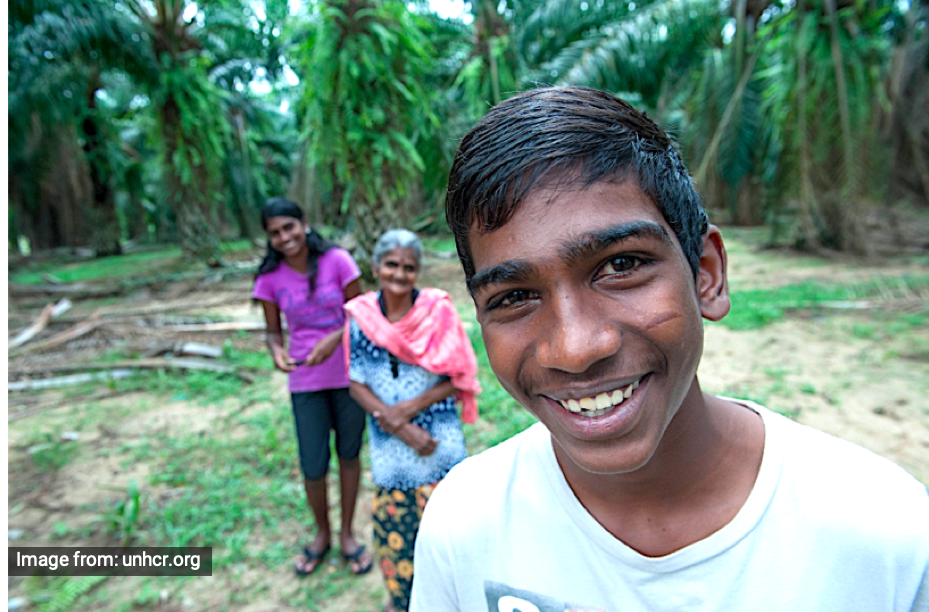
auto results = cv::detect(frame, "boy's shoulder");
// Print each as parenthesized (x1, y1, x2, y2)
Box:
(747, 401, 928, 525)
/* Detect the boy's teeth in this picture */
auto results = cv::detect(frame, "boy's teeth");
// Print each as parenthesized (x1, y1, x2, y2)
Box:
(558, 378, 642, 417)
(624, 380, 638, 398)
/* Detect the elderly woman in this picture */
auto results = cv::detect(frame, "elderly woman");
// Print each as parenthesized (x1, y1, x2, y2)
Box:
(344, 229, 480, 612)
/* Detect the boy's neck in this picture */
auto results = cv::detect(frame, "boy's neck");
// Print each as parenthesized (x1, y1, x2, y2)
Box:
(552, 380, 764, 558)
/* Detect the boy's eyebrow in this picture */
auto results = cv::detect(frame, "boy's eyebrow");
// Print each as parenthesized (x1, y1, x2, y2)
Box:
(469, 221, 674, 295)
(560, 221, 673, 264)
(468, 260, 536, 295)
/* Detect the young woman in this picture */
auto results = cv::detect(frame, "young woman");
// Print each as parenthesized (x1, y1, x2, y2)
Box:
(343, 229, 481, 612)
(252, 197, 373, 576)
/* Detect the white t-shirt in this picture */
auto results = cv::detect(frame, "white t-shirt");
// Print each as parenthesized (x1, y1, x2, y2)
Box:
(410, 401, 929, 612)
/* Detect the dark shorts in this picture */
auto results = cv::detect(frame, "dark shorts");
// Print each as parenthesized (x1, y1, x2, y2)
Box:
(291, 388, 366, 480)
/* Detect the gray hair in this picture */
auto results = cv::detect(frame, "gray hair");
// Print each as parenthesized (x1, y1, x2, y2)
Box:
(372, 229, 423, 267)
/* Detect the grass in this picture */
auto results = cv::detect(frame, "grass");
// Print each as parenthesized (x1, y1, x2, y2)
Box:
(18, 373, 363, 609)
(720, 274, 929, 330)
(27, 433, 80, 473)
(98, 344, 275, 406)
(10, 247, 184, 285)
(10, 239, 257, 285)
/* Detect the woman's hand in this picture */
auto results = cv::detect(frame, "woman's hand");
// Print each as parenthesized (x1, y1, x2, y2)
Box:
(304, 330, 341, 366)
(375, 399, 420, 434)
(260, 301, 296, 373)
(395, 423, 438, 456)
(272, 346, 297, 373)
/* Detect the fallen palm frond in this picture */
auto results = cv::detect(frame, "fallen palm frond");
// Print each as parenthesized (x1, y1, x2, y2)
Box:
(9, 312, 103, 357)
(8, 300, 73, 349)
(8, 357, 256, 389)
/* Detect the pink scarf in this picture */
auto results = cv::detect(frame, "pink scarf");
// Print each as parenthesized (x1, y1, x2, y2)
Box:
(343, 287, 481, 423)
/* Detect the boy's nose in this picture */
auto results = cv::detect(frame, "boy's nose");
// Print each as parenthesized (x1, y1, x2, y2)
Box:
(535, 293, 621, 374)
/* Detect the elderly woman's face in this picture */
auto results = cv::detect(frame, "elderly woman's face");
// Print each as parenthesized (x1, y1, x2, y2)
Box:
(375, 247, 419, 299)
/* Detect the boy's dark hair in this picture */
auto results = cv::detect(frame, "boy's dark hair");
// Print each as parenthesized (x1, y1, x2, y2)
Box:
(445, 86, 708, 289)
(257, 197, 334, 297)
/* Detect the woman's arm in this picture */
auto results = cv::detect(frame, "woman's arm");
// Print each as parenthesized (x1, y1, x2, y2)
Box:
(304, 278, 364, 366)
(260, 300, 297, 373)
(382, 380, 457, 432)
(350, 381, 438, 456)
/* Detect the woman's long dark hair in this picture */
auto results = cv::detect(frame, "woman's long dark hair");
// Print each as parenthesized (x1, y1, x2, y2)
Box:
(257, 197, 334, 298)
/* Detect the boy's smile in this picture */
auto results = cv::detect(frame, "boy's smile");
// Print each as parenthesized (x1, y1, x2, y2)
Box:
(469, 179, 728, 477)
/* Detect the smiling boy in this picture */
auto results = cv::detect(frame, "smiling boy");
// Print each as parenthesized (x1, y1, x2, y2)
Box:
(409, 87, 929, 611)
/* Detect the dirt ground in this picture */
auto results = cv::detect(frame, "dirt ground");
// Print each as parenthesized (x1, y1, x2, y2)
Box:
(702, 240, 929, 485)
(7, 233, 929, 610)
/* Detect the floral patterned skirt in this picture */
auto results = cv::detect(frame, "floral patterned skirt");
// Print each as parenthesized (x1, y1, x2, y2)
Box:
(372, 482, 437, 611)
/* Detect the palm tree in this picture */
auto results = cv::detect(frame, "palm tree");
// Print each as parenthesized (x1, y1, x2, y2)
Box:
(9, 0, 158, 255)
(744, 0, 902, 251)
(492, 0, 908, 252)
(10, 0, 292, 262)
(294, 0, 440, 267)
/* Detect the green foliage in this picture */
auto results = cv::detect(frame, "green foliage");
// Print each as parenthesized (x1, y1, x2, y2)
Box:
(526, 0, 723, 107)
(746, 0, 899, 249)
(28, 434, 78, 473)
(8, 0, 295, 259)
(297, 0, 440, 261)
(449, 0, 519, 122)
(28, 576, 108, 612)
(420, 234, 458, 254)
(102, 480, 142, 546)
(223, 344, 277, 372)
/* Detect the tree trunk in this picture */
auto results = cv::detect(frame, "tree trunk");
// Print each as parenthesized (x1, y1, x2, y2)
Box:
(796, 0, 820, 249)
(83, 81, 122, 257)
(824, 0, 869, 255)
(160, 95, 222, 265)
(232, 115, 259, 239)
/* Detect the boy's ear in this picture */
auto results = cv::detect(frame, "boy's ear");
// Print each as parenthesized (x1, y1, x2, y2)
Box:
(697, 225, 730, 322)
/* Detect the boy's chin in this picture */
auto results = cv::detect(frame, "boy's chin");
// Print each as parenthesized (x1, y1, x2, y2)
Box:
(551, 434, 656, 477)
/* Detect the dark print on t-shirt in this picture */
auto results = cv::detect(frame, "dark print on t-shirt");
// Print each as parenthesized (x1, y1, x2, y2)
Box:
(485, 581, 610, 612)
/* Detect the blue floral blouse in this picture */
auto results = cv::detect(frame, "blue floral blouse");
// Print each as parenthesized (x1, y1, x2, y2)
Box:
(348, 316, 467, 490)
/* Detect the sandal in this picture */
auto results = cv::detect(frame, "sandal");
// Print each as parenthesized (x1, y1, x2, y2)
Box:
(342, 544, 374, 575)
(294, 544, 331, 577)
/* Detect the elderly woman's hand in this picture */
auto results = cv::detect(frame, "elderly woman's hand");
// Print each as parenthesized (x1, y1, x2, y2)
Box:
(375, 407, 407, 435)
(395, 423, 438, 456)
(375, 398, 421, 434)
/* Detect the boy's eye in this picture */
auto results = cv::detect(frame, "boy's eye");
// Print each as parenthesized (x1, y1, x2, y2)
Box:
(599, 255, 643, 277)
(489, 289, 536, 310)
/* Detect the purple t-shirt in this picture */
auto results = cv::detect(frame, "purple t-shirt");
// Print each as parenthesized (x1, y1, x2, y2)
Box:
(252, 247, 361, 393)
